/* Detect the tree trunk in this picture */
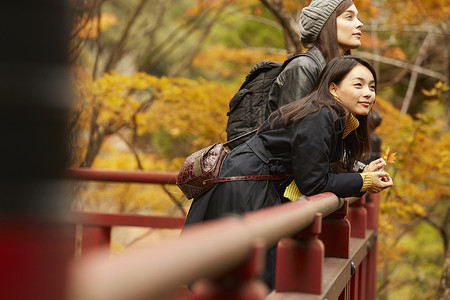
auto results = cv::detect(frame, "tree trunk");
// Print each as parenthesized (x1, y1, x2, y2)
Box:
(259, 0, 302, 54)
(440, 243, 450, 299)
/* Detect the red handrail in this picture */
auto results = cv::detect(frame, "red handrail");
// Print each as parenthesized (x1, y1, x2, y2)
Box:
(71, 212, 184, 229)
(66, 168, 178, 184)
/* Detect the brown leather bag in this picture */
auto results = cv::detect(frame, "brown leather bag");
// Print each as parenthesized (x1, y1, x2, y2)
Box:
(176, 143, 292, 199)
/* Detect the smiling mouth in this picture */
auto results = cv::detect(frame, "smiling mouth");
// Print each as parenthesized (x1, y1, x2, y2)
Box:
(359, 102, 371, 107)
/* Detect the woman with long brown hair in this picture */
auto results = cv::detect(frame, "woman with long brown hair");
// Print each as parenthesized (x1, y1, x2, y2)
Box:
(185, 56, 393, 290)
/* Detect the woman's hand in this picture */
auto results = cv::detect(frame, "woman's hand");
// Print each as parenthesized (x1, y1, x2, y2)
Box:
(369, 171, 393, 193)
(366, 158, 386, 172)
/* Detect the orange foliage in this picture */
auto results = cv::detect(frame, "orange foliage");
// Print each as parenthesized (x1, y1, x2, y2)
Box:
(73, 13, 118, 39)
(185, 0, 235, 16)
(381, 0, 450, 27)
(360, 33, 387, 49)
(383, 47, 408, 61)
(353, 0, 379, 21)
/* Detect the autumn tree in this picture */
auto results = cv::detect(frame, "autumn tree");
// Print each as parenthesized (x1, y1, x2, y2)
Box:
(375, 83, 449, 299)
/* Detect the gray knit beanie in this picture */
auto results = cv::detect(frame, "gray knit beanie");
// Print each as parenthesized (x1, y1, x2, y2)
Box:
(299, 0, 345, 45)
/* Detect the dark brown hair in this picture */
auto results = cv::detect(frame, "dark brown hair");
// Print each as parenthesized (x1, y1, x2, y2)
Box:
(269, 55, 377, 170)
(311, 0, 354, 62)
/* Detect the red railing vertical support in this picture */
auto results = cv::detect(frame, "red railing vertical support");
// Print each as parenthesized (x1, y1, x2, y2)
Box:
(319, 200, 350, 258)
(339, 282, 350, 300)
(275, 213, 323, 293)
(365, 192, 380, 300)
(346, 196, 367, 238)
(81, 225, 111, 254)
(191, 242, 268, 300)
(350, 266, 359, 300)
(356, 258, 367, 300)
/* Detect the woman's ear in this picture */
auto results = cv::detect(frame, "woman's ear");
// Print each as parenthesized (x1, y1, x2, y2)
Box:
(329, 83, 338, 98)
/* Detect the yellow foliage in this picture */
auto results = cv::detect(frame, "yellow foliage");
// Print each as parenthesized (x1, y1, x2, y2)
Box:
(71, 68, 233, 214)
(374, 96, 450, 273)
(136, 76, 233, 150)
(193, 45, 287, 79)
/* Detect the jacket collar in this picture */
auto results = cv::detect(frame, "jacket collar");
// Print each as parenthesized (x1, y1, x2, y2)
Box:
(307, 47, 327, 70)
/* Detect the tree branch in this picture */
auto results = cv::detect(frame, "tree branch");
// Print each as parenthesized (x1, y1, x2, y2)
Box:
(161, 185, 186, 217)
(103, 0, 150, 73)
(259, 0, 301, 54)
(169, 7, 222, 77)
(115, 131, 144, 170)
(353, 49, 447, 82)
(92, 0, 105, 79)
(400, 32, 435, 114)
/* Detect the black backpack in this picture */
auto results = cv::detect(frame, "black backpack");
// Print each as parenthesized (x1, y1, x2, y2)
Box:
(225, 52, 315, 149)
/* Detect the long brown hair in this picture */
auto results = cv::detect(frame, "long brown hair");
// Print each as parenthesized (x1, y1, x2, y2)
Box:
(312, 0, 354, 62)
(269, 56, 376, 169)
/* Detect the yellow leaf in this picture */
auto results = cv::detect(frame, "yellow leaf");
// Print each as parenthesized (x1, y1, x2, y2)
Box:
(383, 146, 397, 164)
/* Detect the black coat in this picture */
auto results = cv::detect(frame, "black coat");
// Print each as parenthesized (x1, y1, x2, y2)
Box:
(183, 107, 365, 290)
(185, 107, 364, 226)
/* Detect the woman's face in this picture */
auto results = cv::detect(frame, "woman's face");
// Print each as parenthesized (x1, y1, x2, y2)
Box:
(329, 64, 376, 116)
(336, 4, 363, 54)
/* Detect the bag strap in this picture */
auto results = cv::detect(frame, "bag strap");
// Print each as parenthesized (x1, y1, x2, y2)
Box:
(223, 129, 258, 148)
(203, 174, 293, 185)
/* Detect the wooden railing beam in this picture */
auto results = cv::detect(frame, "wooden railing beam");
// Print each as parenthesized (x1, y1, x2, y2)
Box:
(66, 168, 178, 184)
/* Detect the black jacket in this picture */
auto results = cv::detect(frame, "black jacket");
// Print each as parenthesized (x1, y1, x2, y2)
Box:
(268, 47, 327, 110)
(185, 107, 363, 225)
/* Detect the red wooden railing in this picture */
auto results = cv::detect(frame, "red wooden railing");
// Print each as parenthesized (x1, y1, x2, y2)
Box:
(67, 168, 380, 300)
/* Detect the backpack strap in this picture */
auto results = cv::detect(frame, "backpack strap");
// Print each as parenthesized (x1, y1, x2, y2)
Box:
(281, 50, 320, 73)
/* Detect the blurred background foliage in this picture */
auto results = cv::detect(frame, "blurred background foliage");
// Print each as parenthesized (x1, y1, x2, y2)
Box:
(69, 0, 449, 298)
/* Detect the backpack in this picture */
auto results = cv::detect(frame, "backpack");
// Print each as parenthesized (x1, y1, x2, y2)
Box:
(225, 52, 316, 150)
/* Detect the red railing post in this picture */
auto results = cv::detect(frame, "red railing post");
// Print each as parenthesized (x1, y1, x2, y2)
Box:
(191, 242, 268, 300)
(346, 196, 367, 238)
(356, 257, 367, 300)
(275, 213, 324, 293)
(81, 225, 111, 254)
(319, 200, 350, 258)
(365, 192, 380, 300)
(0, 219, 75, 300)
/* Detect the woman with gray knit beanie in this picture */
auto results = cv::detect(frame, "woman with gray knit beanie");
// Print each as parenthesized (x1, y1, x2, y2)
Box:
(271, 0, 366, 203)
(268, 0, 363, 110)
(265, 0, 365, 290)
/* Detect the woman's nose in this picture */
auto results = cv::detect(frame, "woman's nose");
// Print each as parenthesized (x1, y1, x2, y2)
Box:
(356, 18, 363, 29)
(363, 87, 374, 98)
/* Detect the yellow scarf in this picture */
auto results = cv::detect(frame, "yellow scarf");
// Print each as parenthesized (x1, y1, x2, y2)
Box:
(284, 114, 359, 201)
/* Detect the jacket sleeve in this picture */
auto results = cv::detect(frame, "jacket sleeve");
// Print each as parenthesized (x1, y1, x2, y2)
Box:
(290, 108, 364, 198)
(268, 56, 321, 111)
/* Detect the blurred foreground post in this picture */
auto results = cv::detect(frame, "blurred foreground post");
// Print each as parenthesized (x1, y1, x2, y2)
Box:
(0, 1, 73, 300)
